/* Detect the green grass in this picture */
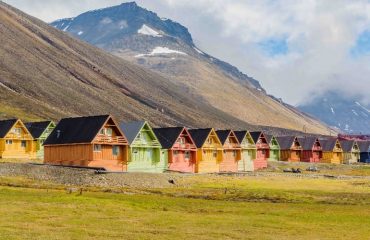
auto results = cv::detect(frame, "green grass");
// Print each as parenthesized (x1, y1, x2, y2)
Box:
(0, 175, 369, 239)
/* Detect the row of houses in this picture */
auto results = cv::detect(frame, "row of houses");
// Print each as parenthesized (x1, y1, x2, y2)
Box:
(0, 115, 369, 173)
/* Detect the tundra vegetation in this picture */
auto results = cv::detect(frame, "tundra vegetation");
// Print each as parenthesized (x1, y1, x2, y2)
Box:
(0, 162, 369, 239)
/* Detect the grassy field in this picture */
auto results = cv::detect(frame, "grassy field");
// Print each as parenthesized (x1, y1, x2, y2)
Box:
(0, 173, 369, 240)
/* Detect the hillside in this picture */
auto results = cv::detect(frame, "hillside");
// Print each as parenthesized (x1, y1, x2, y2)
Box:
(51, 2, 331, 134)
(299, 91, 370, 134)
(0, 2, 329, 134)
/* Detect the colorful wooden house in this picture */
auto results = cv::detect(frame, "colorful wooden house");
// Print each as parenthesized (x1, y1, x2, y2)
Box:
(153, 127, 197, 173)
(216, 130, 241, 172)
(234, 131, 256, 172)
(320, 138, 343, 164)
(358, 141, 370, 163)
(249, 131, 269, 169)
(25, 121, 55, 159)
(265, 134, 280, 161)
(188, 128, 223, 173)
(298, 137, 322, 163)
(0, 119, 35, 159)
(44, 115, 128, 171)
(277, 136, 302, 162)
(339, 140, 360, 164)
(120, 121, 165, 173)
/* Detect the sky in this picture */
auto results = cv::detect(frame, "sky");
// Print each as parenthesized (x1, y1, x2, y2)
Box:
(3, 0, 370, 106)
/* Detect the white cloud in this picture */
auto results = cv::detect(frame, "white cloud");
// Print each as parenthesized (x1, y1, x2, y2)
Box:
(3, 0, 370, 105)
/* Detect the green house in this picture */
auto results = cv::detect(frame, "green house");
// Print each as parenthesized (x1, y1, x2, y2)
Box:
(265, 134, 280, 161)
(120, 121, 166, 173)
(234, 131, 257, 171)
(25, 121, 56, 159)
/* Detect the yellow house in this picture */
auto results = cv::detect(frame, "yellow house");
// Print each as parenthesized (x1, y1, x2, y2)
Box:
(188, 128, 223, 173)
(0, 119, 36, 159)
(320, 138, 343, 164)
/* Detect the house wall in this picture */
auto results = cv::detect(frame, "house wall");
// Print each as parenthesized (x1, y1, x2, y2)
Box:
(359, 152, 370, 163)
(321, 151, 343, 164)
(219, 149, 240, 172)
(196, 149, 222, 173)
(254, 144, 269, 170)
(45, 144, 127, 171)
(128, 147, 165, 173)
(168, 149, 196, 173)
(301, 150, 321, 162)
(238, 149, 255, 172)
(342, 152, 359, 164)
(35, 124, 55, 159)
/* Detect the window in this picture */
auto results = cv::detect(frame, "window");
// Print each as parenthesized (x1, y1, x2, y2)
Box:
(112, 146, 120, 156)
(185, 151, 190, 160)
(13, 128, 21, 135)
(99, 129, 105, 135)
(106, 128, 113, 136)
(94, 144, 102, 152)
(174, 150, 179, 156)
(178, 137, 185, 144)
(21, 141, 26, 148)
(213, 150, 217, 158)
(207, 138, 212, 144)
(233, 150, 237, 157)
(6, 140, 12, 145)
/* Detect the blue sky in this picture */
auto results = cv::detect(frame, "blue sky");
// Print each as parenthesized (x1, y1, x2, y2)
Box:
(4, 0, 370, 105)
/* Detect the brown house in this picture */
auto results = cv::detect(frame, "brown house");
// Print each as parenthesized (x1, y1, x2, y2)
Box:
(277, 136, 302, 162)
(44, 115, 128, 171)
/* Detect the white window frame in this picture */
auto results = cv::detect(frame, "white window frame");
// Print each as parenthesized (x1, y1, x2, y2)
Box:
(94, 144, 102, 152)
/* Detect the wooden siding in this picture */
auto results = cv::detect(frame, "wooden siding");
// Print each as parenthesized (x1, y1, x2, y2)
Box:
(254, 143, 269, 170)
(34, 122, 55, 159)
(0, 120, 35, 159)
(195, 129, 223, 173)
(301, 150, 321, 162)
(280, 150, 302, 162)
(321, 151, 343, 164)
(219, 131, 241, 172)
(342, 152, 359, 164)
(238, 149, 255, 171)
(128, 147, 165, 172)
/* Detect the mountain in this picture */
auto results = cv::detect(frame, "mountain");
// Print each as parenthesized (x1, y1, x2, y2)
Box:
(299, 92, 370, 134)
(50, 2, 330, 134)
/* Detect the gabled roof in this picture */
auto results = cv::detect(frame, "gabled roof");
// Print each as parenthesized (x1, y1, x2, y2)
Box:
(0, 119, 18, 138)
(120, 121, 146, 144)
(216, 130, 232, 145)
(188, 128, 214, 148)
(320, 138, 340, 151)
(298, 137, 320, 151)
(276, 136, 298, 150)
(153, 127, 185, 149)
(250, 131, 263, 143)
(25, 121, 53, 139)
(234, 131, 248, 143)
(265, 134, 273, 143)
(44, 115, 115, 145)
(339, 140, 355, 152)
(357, 141, 370, 152)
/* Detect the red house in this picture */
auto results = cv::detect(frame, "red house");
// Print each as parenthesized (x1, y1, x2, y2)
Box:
(298, 137, 322, 162)
(153, 127, 197, 173)
(250, 131, 269, 170)
(216, 130, 241, 172)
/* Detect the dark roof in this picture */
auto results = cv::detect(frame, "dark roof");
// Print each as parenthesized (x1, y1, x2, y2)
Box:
(357, 141, 370, 152)
(234, 131, 248, 143)
(320, 138, 339, 151)
(265, 134, 273, 143)
(298, 137, 319, 150)
(25, 121, 53, 139)
(0, 119, 17, 138)
(188, 128, 213, 148)
(276, 136, 297, 150)
(339, 140, 355, 152)
(153, 127, 184, 149)
(216, 130, 231, 145)
(250, 131, 263, 143)
(44, 115, 110, 145)
(120, 121, 145, 144)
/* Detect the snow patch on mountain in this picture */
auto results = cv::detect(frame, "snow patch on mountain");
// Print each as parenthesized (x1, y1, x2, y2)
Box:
(331, 107, 335, 114)
(63, 25, 70, 32)
(138, 24, 161, 37)
(193, 47, 204, 55)
(135, 47, 187, 57)
(355, 101, 370, 113)
(78, 31, 83, 35)
(100, 17, 112, 24)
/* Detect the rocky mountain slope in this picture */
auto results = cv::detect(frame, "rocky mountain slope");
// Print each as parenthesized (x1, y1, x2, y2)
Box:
(299, 92, 370, 134)
(50, 2, 330, 134)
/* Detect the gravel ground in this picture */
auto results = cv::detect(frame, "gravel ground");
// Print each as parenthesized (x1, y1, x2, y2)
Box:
(0, 163, 185, 188)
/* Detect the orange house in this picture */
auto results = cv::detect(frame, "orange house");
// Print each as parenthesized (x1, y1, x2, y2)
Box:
(216, 130, 241, 172)
(277, 136, 303, 162)
(44, 115, 128, 171)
